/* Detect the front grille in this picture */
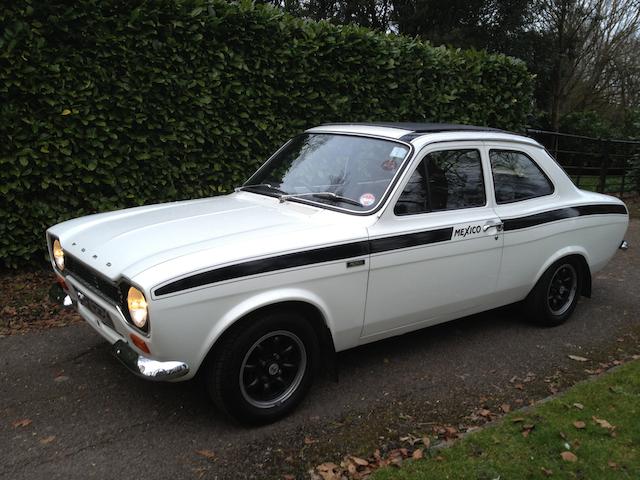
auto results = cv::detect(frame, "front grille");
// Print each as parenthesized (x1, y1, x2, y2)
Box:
(65, 254, 122, 305)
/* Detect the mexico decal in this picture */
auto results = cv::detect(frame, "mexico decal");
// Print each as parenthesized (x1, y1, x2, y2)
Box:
(452, 223, 483, 240)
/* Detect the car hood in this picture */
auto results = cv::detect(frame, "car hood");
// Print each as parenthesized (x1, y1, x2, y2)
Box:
(49, 192, 369, 284)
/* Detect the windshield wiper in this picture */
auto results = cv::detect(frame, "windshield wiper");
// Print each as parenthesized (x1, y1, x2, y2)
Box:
(235, 183, 288, 195)
(278, 192, 363, 207)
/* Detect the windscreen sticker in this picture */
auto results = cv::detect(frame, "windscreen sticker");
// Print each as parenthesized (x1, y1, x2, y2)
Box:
(359, 193, 376, 207)
(390, 146, 408, 158)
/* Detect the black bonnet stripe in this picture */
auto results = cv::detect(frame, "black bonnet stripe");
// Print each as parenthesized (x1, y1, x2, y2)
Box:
(155, 203, 626, 296)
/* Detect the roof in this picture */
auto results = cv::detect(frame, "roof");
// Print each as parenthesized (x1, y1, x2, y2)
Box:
(307, 122, 539, 147)
(323, 122, 504, 134)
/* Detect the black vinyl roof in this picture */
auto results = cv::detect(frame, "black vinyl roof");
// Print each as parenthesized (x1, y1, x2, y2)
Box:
(320, 122, 507, 141)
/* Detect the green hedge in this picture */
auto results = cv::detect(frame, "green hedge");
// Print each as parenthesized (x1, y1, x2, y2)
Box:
(0, 0, 534, 267)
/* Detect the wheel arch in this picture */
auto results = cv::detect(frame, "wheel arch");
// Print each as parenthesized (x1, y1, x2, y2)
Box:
(197, 291, 338, 378)
(532, 247, 592, 298)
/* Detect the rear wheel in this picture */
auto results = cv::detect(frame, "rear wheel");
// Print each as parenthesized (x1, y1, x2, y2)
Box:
(525, 258, 582, 326)
(205, 310, 318, 424)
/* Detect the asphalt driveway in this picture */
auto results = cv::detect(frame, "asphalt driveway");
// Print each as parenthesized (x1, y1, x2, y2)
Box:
(1, 220, 638, 480)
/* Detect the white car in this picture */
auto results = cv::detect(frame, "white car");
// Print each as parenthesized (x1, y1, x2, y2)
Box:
(47, 123, 629, 424)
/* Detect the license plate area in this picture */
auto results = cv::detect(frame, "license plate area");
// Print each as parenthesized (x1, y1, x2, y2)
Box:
(77, 289, 115, 330)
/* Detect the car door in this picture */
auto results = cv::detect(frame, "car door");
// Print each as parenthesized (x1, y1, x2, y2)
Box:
(361, 142, 504, 339)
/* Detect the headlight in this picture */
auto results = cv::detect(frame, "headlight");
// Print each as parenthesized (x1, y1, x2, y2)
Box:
(53, 239, 65, 270)
(127, 286, 148, 329)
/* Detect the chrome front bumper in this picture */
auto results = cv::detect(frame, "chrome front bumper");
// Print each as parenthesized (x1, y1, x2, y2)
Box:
(53, 280, 189, 381)
(56, 289, 189, 381)
(112, 340, 190, 381)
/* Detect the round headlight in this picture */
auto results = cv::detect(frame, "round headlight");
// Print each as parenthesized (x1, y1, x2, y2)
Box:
(127, 286, 148, 329)
(53, 239, 65, 270)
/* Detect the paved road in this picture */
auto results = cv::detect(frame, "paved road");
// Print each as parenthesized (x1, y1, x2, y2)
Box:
(1, 221, 638, 480)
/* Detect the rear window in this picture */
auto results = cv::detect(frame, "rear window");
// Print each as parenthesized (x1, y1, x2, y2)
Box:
(490, 150, 554, 204)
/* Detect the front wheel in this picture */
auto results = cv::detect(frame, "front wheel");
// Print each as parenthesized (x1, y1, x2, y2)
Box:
(525, 258, 582, 326)
(204, 310, 318, 425)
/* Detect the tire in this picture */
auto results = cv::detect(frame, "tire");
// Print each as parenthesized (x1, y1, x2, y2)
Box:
(525, 257, 583, 326)
(204, 310, 319, 425)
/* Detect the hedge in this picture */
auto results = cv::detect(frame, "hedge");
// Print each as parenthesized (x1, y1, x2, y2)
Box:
(0, 0, 534, 267)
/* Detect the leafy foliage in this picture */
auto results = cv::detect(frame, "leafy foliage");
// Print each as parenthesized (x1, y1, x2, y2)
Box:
(0, 0, 533, 267)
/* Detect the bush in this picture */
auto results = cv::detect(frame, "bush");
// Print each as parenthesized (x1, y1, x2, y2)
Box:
(0, 0, 534, 267)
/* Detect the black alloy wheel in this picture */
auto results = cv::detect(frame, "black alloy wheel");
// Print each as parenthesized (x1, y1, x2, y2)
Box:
(525, 257, 583, 326)
(239, 330, 306, 409)
(546, 263, 578, 316)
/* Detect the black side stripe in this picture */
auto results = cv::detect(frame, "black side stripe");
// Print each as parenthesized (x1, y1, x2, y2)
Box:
(369, 227, 453, 254)
(154, 203, 626, 296)
(155, 227, 453, 296)
(154, 241, 370, 296)
(503, 204, 627, 231)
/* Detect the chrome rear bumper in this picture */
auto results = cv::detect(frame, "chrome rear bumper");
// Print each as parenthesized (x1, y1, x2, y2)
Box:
(112, 340, 189, 381)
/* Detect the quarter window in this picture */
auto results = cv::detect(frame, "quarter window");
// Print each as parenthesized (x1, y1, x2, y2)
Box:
(490, 150, 554, 204)
(394, 149, 485, 215)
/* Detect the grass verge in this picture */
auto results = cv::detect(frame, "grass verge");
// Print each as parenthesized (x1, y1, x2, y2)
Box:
(372, 360, 640, 480)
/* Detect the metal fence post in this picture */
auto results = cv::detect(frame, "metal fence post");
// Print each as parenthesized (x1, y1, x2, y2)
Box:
(598, 140, 610, 193)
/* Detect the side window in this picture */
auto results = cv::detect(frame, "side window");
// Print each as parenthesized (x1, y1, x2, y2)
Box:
(394, 162, 428, 215)
(490, 150, 554, 204)
(394, 149, 485, 215)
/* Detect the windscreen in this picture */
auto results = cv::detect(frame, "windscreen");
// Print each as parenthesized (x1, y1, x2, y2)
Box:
(245, 133, 410, 212)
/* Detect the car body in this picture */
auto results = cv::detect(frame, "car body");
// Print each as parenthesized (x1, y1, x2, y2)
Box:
(47, 123, 629, 423)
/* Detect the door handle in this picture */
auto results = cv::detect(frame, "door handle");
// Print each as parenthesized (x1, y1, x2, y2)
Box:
(483, 221, 503, 232)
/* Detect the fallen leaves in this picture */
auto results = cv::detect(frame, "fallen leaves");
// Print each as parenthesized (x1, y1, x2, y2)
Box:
(12, 418, 32, 428)
(314, 462, 343, 480)
(54, 374, 70, 383)
(521, 424, 535, 438)
(568, 355, 589, 362)
(509, 372, 535, 392)
(592, 416, 615, 430)
(0, 270, 82, 336)
(399, 433, 421, 446)
(195, 450, 216, 461)
(573, 403, 584, 410)
(500, 403, 511, 413)
(560, 451, 578, 462)
(39, 435, 56, 445)
(310, 443, 429, 480)
(573, 420, 586, 429)
(304, 436, 319, 445)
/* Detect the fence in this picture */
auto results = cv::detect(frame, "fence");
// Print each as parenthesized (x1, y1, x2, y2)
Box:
(526, 129, 640, 197)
